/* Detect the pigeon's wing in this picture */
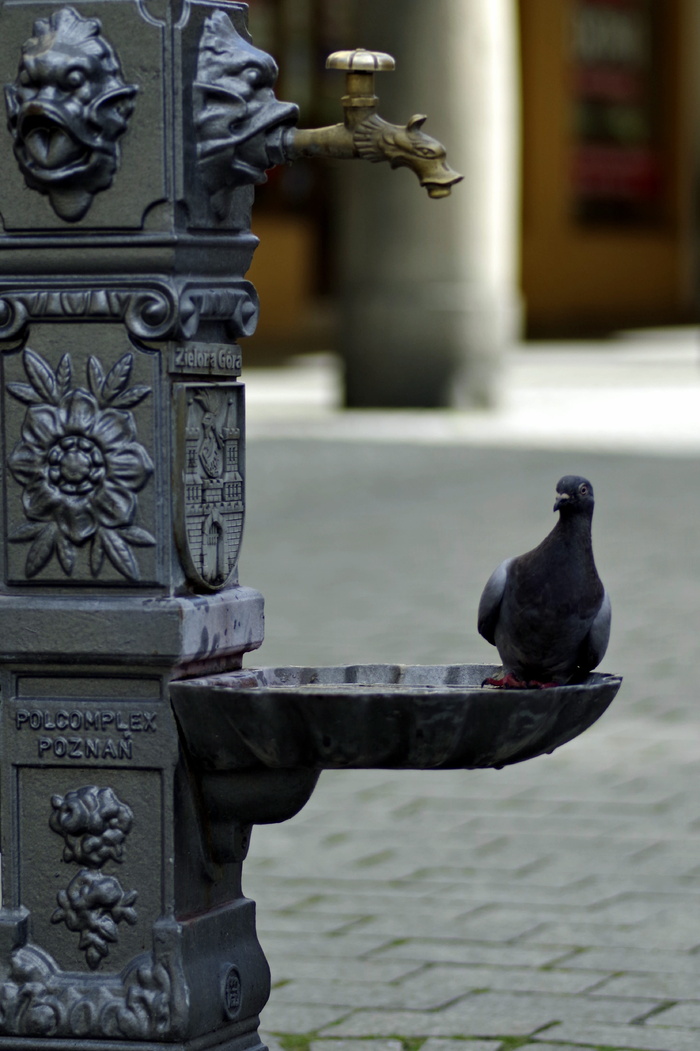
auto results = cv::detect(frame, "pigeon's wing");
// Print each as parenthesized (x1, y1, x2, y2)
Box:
(577, 589, 611, 671)
(477, 557, 513, 645)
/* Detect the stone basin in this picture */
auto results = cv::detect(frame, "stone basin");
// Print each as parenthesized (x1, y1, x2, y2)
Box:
(170, 664, 621, 848)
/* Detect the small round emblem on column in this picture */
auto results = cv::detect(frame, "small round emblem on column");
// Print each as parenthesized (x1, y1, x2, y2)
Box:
(223, 965, 242, 1019)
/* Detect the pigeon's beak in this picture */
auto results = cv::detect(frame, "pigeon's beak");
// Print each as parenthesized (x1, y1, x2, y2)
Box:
(554, 492, 570, 512)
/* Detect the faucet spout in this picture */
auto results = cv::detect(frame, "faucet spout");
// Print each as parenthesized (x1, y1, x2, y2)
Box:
(283, 113, 462, 198)
(281, 48, 462, 199)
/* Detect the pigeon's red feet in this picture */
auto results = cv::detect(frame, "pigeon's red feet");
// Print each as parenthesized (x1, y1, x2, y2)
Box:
(482, 673, 528, 689)
(482, 674, 559, 689)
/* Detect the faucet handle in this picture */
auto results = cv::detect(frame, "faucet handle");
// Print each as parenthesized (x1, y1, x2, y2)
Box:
(326, 49, 395, 73)
(326, 48, 395, 112)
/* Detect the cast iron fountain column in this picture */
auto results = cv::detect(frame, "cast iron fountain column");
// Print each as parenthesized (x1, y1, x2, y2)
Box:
(0, 3, 285, 1048)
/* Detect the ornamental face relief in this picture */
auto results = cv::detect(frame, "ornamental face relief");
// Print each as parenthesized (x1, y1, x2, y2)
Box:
(4, 6, 137, 221)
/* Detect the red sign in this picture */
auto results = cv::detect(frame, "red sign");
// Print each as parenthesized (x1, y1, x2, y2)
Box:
(571, 0, 663, 222)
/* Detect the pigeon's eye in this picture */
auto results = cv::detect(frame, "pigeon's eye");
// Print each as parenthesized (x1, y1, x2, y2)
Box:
(579, 484, 588, 495)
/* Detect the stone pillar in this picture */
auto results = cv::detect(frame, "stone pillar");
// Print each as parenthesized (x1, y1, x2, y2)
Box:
(679, 0, 700, 309)
(337, 0, 521, 407)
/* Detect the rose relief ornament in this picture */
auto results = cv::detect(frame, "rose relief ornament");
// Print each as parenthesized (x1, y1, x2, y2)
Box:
(49, 787, 137, 971)
(7, 347, 154, 581)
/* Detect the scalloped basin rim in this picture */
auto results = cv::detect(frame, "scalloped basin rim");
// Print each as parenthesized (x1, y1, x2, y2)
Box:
(170, 663, 622, 772)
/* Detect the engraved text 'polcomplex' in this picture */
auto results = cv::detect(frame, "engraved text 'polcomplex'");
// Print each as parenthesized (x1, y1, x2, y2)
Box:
(16, 706, 157, 760)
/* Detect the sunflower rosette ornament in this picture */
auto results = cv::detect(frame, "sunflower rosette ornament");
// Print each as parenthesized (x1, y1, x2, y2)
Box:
(7, 347, 154, 580)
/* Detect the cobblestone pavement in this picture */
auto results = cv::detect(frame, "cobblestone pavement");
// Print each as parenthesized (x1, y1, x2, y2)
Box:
(240, 345, 700, 1051)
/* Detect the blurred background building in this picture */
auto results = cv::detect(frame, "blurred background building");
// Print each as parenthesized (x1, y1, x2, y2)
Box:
(243, 0, 700, 405)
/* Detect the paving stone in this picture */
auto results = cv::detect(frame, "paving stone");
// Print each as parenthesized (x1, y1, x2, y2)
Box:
(317, 1007, 490, 1040)
(269, 956, 421, 985)
(644, 1002, 700, 1027)
(268, 963, 608, 1011)
(367, 938, 567, 968)
(258, 931, 398, 961)
(559, 947, 700, 976)
(310, 1041, 404, 1051)
(591, 971, 700, 1001)
(427, 878, 608, 909)
(438, 991, 661, 1029)
(395, 963, 611, 997)
(260, 1002, 352, 1035)
(268, 979, 444, 1011)
(263, 890, 440, 914)
(521, 919, 700, 953)
(546, 1021, 700, 1050)
(317, 991, 661, 1039)
(356, 905, 551, 943)
(519, 1045, 598, 1051)
(585, 895, 675, 925)
(257, 911, 371, 935)
(420, 1041, 501, 1051)
(521, 1046, 605, 1051)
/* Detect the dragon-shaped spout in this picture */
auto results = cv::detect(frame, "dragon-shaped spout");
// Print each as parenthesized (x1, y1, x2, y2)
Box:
(356, 113, 461, 199)
(284, 111, 462, 199)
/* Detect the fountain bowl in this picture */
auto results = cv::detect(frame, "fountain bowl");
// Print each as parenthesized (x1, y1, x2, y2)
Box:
(171, 663, 621, 773)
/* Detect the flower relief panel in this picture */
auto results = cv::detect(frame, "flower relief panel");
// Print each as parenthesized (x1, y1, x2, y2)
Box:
(2, 330, 158, 586)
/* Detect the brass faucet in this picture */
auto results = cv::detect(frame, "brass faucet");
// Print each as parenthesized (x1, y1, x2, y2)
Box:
(282, 49, 463, 199)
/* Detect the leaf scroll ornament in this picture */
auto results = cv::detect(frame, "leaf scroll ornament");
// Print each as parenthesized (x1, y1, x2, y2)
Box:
(7, 348, 155, 581)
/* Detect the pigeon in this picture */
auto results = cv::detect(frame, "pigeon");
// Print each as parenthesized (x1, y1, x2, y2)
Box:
(477, 475, 610, 688)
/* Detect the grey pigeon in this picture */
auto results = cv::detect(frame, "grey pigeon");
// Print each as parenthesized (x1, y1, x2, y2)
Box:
(478, 475, 610, 687)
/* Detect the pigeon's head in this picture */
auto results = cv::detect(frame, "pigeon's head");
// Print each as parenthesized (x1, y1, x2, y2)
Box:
(553, 475, 595, 515)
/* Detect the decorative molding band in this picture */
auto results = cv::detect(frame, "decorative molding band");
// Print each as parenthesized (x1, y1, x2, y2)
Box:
(0, 278, 258, 342)
(0, 936, 186, 1039)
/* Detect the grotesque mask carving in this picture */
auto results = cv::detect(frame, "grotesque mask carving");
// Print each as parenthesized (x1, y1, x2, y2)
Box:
(5, 7, 138, 222)
(194, 12, 298, 216)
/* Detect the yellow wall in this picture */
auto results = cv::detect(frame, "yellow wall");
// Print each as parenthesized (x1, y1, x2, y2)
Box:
(520, 0, 692, 334)
(243, 214, 320, 361)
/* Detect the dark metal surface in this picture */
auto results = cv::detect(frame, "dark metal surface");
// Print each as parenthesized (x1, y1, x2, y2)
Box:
(0, 3, 272, 1047)
(171, 664, 621, 772)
